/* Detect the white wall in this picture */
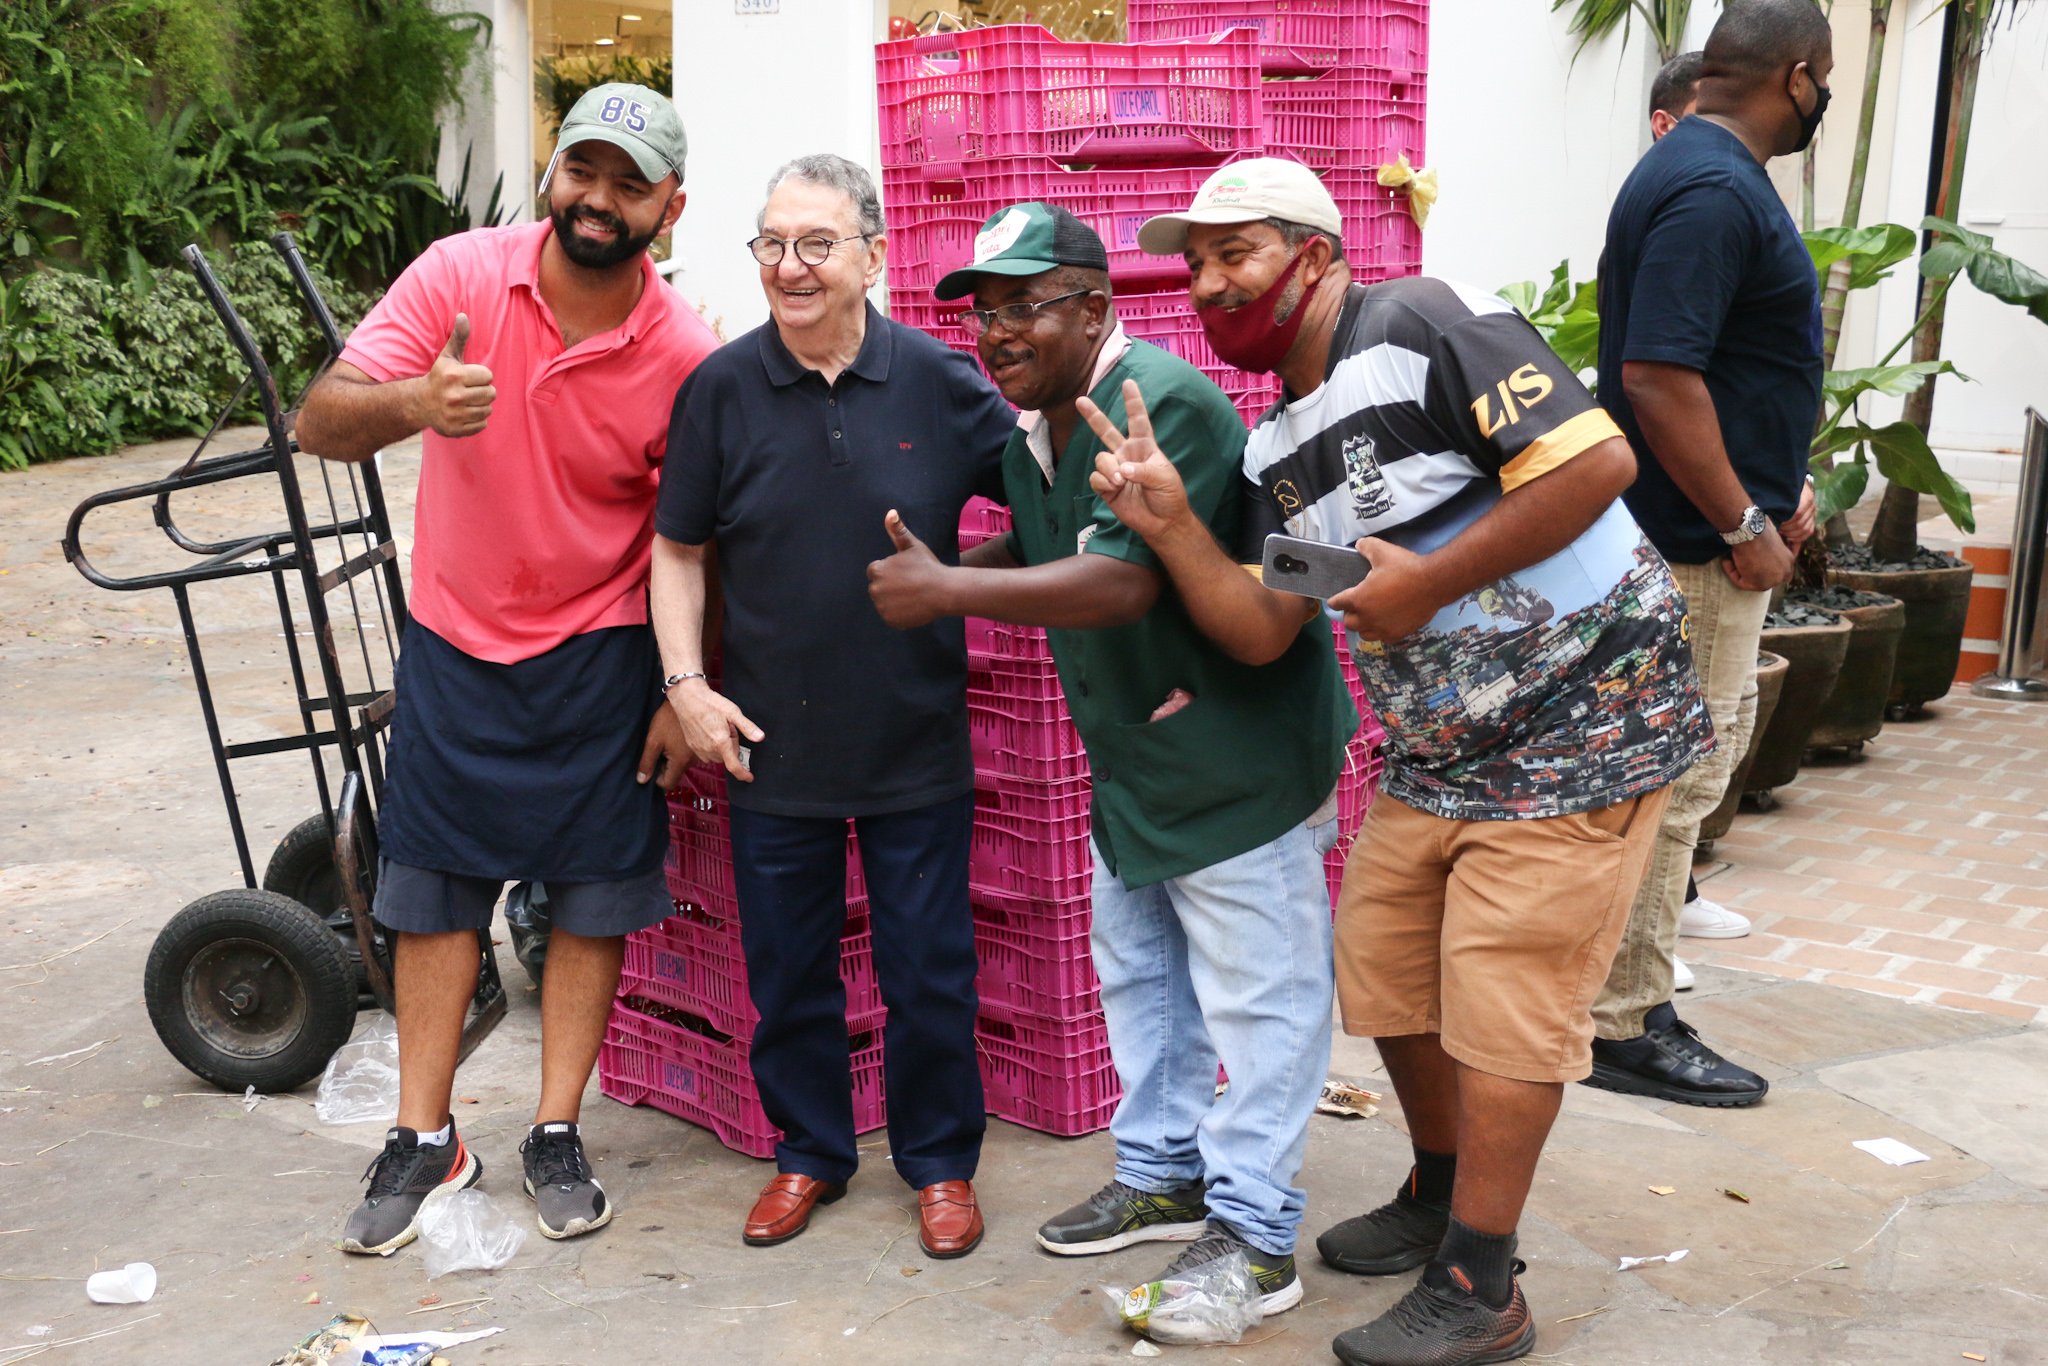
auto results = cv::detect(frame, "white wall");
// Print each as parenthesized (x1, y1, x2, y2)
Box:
(1866, 0, 2048, 487)
(1419, 0, 1666, 295)
(436, 0, 535, 225)
(665, 0, 890, 342)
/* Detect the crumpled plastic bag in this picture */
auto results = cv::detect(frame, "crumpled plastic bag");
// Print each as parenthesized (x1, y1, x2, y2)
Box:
(1108, 1250, 1265, 1345)
(419, 1189, 526, 1277)
(314, 1013, 399, 1126)
(504, 881, 552, 987)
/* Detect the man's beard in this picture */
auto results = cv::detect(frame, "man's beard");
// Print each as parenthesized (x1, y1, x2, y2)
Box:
(550, 202, 660, 269)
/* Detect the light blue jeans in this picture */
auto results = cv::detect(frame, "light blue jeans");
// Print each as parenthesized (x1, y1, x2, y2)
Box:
(1090, 817, 1338, 1256)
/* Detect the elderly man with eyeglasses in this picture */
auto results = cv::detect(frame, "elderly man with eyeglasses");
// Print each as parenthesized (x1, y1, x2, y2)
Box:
(649, 153, 1015, 1258)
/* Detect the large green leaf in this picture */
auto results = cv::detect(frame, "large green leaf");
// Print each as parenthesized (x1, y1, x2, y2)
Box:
(1913, 213, 2048, 322)
(1804, 224, 1915, 291)
(1498, 280, 1540, 315)
(1861, 420, 1976, 532)
(1811, 459, 1868, 525)
(1821, 360, 1961, 405)
(1546, 310, 1602, 374)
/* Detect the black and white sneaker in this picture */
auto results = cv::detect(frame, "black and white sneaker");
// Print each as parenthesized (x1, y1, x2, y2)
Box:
(521, 1122, 612, 1240)
(1036, 1178, 1209, 1256)
(1585, 1002, 1768, 1107)
(340, 1126, 482, 1256)
(1157, 1222, 1301, 1316)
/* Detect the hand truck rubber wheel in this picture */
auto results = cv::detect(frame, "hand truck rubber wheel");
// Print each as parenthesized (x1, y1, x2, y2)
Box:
(143, 888, 358, 1093)
(263, 812, 380, 999)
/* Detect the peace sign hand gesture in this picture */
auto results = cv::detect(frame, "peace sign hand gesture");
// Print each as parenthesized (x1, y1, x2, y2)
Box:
(1081, 379, 1191, 542)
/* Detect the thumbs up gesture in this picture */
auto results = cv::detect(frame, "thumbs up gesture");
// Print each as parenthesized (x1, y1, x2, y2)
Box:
(418, 312, 495, 438)
(867, 508, 952, 629)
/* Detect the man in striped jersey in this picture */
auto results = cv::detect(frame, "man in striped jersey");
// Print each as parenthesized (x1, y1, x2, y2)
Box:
(1085, 159, 1713, 1366)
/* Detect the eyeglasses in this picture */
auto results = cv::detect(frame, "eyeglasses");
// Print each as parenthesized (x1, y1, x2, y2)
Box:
(957, 289, 1093, 338)
(748, 233, 871, 267)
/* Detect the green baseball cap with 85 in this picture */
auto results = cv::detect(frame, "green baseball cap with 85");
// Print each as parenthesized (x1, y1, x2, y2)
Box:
(1137, 158, 1341, 256)
(934, 201, 1110, 301)
(540, 82, 688, 191)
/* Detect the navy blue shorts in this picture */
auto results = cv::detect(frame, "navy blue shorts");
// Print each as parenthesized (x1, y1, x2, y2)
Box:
(372, 859, 668, 937)
(376, 620, 668, 884)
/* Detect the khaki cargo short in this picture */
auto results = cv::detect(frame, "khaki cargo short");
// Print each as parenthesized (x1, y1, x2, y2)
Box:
(1334, 786, 1672, 1084)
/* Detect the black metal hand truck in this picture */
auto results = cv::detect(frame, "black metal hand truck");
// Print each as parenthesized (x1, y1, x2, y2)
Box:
(61, 234, 506, 1093)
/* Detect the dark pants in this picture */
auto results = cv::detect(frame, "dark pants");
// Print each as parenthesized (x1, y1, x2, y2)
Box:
(728, 791, 985, 1189)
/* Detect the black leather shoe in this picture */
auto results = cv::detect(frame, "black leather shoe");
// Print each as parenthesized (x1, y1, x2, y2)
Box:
(1583, 1003, 1768, 1107)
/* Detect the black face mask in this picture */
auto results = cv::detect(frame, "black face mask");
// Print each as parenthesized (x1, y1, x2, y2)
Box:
(1789, 74, 1832, 153)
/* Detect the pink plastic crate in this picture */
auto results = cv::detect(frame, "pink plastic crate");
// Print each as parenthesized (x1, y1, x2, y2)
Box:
(969, 773, 1095, 906)
(1379, 0, 1430, 74)
(967, 653, 1091, 786)
(972, 894, 1100, 1018)
(960, 496, 1013, 548)
(1262, 69, 1425, 170)
(1129, 0, 1429, 75)
(885, 159, 1218, 287)
(976, 1002, 1120, 1137)
(877, 25, 1263, 173)
(600, 999, 887, 1159)
(1128, 0, 1370, 73)
(1321, 171, 1423, 278)
(664, 764, 863, 918)
(619, 902, 882, 1039)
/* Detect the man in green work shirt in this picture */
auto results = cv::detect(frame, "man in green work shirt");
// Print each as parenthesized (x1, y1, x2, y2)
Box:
(866, 203, 1356, 1317)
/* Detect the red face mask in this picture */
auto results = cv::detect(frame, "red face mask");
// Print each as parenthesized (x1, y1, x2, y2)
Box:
(1197, 240, 1323, 374)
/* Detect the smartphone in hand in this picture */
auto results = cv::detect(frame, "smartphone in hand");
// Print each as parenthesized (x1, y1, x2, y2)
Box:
(1261, 533, 1369, 600)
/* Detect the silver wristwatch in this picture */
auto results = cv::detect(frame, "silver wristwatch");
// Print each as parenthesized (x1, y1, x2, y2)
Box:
(1719, 505, 1769, 546)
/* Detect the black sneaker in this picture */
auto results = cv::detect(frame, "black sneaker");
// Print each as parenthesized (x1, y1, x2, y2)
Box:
(521, 1121, 612, 1240)
(1584, 1002, 1769, 1107)
(1317, 1184, 1451, 1275)
(1157, 1222, 1301, 1316)
(1036, 1178, 1209, 1256)
(340, 1126, 482, 1256)
(1332, 1259, 1535, 1366)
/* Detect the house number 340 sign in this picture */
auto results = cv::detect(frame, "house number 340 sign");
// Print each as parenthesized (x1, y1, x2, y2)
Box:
(735, 0, 779, 12)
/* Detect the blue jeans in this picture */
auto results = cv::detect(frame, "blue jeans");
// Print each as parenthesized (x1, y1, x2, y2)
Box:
(1090, 817, 1337, 1256)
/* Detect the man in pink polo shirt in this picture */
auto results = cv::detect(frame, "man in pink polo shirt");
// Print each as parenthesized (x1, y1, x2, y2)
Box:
(296, 82, 718, 1255)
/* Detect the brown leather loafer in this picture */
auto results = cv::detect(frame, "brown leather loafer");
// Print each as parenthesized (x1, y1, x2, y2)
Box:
(918, 1179, 985, 1259)
(742, 1172, 845, 1247)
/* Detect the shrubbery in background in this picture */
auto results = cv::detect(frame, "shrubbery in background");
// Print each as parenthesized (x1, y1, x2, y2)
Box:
(0, 253, 370, 469)
(0, 0, 487, 465)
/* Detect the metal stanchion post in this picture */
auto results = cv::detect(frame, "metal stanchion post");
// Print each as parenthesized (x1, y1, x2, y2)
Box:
(1974, 408, 2048, 700)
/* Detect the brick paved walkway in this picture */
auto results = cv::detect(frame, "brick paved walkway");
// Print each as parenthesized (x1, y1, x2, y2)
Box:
(1693, 685, 2048, 1024)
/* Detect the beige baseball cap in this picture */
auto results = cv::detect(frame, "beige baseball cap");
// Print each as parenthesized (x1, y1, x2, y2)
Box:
(1137, 158, 1342, 256)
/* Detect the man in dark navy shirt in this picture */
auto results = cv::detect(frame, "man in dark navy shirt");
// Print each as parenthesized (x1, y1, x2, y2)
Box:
(1587, 0, 1827, 1108)
(650, 154, 1014, 1258)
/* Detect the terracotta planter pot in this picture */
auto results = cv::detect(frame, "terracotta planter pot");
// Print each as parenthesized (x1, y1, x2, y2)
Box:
(1747, 615, 1853, 797)
(1796, 591, 1906, 752)
(1698, 652, 1789, 844)
(1828, 559, 1974, 715)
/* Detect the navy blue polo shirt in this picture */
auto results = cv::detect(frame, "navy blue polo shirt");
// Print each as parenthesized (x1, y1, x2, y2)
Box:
(656, 305, 1014, 817)
(1598, 116, 1822, 565)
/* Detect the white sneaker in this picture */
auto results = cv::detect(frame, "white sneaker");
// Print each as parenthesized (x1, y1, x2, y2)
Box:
(1679, 894, 1751, 940)
(1674, 958, 1696, 992)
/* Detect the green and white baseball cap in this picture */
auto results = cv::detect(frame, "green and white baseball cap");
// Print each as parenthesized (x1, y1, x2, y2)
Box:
(1137, 158, 1341, 256)
(934, 201, 1110, 301)
(539, 82, 688, 192)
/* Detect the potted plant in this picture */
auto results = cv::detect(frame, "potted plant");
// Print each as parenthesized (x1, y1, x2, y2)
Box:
(1698, 651, 1788, 844)
(1828, 0, 2048, 713)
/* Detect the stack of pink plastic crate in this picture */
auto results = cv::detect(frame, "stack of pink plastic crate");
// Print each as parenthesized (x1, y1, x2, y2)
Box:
(598, 764, 886, 1159)
(878, 3, 1430, 427)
